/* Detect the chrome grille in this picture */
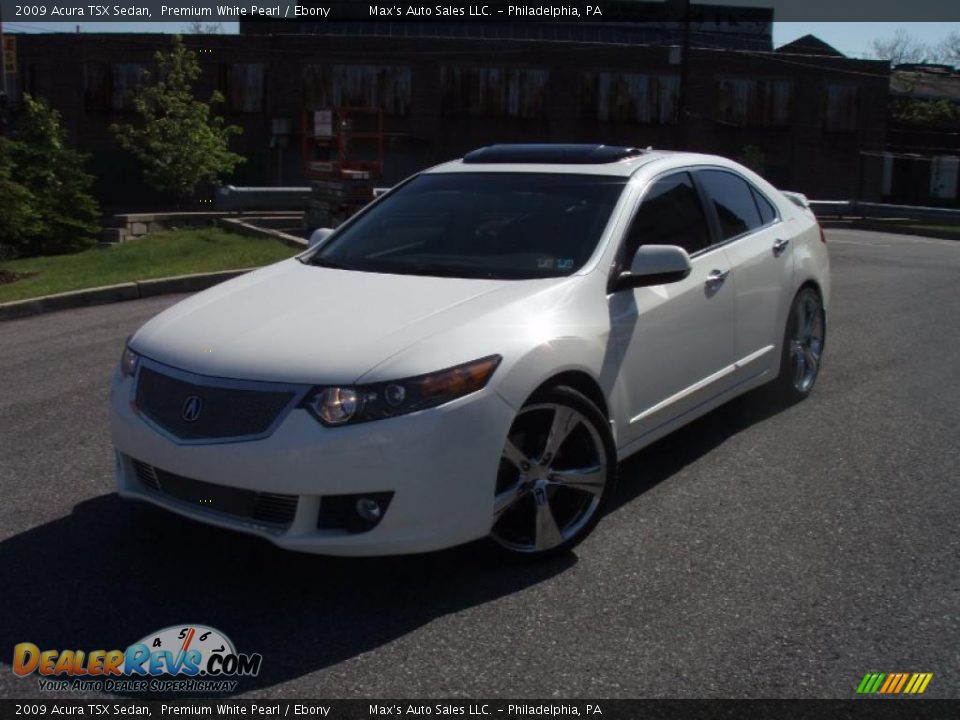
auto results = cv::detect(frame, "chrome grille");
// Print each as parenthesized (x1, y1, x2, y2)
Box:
(132, 459, 298, 529)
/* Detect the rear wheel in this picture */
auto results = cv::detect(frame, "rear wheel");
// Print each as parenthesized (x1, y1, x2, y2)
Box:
(774, 287, 826, 403)
(488, 386, 616, 560)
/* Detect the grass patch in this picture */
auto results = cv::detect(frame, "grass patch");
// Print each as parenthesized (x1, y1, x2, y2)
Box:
(899, 222, 960, 236)
(0, 228, 297, 303)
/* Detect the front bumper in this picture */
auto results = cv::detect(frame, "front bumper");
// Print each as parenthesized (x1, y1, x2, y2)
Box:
(110, 369, 516, 556)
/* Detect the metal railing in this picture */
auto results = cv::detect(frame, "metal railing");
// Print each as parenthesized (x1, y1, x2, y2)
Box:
(810, 200, 960, 223)
(214, 185, 959, 225)
(215, 185, 311, 212)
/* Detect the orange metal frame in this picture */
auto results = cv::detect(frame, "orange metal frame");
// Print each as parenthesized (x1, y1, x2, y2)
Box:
(301, 106, 384, 180)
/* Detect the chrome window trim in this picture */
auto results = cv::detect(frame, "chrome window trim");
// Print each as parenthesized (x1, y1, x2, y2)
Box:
(129, 355, 313, 446)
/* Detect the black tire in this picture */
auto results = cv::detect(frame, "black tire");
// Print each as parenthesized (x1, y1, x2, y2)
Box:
(772, 286, 826, 404)
(485, 385, 617, 562)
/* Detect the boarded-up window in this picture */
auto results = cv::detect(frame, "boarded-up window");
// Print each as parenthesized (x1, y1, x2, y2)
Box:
(441, 67, 549, 119)
(715, 78, 792, 127)
(578, 73, 679, 124)
(824, 84, 859, 133)
(84, 62, 146, 112)
(303, 65, 411, 116)
(222, 63, 265, 113)
(84, 63, 111, 111)
(111, 63, 146, 111)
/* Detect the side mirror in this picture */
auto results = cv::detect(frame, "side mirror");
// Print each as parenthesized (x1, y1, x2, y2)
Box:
(308, 227, 335, 249)
(613, 245, 692, 291)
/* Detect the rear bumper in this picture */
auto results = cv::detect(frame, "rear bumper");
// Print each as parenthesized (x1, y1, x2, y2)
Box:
(110, 369, 516, 556)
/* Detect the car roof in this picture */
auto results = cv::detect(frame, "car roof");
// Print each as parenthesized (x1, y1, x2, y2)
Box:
(425, 144, 739, 178)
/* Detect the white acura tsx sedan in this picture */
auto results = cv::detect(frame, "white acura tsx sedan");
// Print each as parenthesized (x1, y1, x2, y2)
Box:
(111, 144, 829, 560)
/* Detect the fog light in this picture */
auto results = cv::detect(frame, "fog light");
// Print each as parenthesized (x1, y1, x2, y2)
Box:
(355, 497, 382, 522)
(317, 492, 394, 532)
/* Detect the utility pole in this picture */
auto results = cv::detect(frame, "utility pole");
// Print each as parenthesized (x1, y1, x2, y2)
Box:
(0, 1, 8, 99)
(0, 2, 8, 135)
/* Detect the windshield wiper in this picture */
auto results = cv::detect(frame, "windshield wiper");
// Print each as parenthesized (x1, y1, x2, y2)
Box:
(404, 263, 502, 279)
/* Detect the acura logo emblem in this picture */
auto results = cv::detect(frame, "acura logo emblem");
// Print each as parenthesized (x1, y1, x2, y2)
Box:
(181, 395, 203, 423)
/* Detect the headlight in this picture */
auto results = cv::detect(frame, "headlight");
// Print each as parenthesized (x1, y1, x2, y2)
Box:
(303, 355, 501, 426)
(120, 345, 139, 378)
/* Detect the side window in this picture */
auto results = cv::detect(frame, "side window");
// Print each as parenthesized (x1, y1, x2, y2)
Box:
(752, 187, 778, 226)
(698, 169, 763, 240)
(624, 172, 711, 260)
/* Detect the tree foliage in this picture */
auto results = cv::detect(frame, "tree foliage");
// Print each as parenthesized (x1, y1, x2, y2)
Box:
(870, 29, 932, 65)
(111, 35, 244, 201)
(739, 144, 765, 176)
(870, 28, 960, 67)
(186, 21, 224, 33)
(935, 32, 960, 67)
(891, 97, 959, 126)
(0, 95, 101, 258)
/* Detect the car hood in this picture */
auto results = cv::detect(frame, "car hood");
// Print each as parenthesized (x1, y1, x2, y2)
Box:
(131, 259, 560, 384)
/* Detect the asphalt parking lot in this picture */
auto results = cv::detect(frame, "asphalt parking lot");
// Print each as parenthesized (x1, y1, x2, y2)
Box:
(0, 229, 957, 699)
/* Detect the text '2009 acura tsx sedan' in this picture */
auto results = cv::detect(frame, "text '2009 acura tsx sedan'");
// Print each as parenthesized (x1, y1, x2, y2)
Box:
(111, 144, 829, 560)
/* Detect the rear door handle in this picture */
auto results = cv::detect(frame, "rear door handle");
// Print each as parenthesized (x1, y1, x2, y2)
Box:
(773, 238, 790, 256)
(705, 269, 730, 288)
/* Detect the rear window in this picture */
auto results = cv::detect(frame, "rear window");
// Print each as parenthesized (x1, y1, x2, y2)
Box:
(697, 169, 763, 240)
(752, 187, 778, 226)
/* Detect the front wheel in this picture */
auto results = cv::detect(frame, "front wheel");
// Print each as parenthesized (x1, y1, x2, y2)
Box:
(773, 286, 826, 403)
(487, 386, 616, 561)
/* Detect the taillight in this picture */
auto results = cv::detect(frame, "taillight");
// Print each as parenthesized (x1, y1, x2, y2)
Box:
(818, 225, 827, 244)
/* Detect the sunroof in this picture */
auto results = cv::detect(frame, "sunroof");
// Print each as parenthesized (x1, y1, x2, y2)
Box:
(462, 144, 645, 165)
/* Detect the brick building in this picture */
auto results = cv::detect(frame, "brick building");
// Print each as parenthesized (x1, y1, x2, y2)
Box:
(882, 64, 960, 206)
(8, 26, 890, 208)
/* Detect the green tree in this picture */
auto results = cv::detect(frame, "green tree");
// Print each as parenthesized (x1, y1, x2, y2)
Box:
(0, 139, 42, 260)
(2, 95, 101, 257)
(111, 35, 244, 202)
(740, 144, 766, 176)
(891, 97, 959, 126)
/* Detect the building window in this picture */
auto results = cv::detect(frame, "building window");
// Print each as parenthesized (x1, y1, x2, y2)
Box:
(111, 63, 146, 111)
(441, 66, 549, 119)
(824, 84, 860, 133)
(221, 63, 265, 113)
(715, 78, 792, 127)
(303, 65, 412, 116)
(578, 73, 679, 124)
(84, 63, 146, 112)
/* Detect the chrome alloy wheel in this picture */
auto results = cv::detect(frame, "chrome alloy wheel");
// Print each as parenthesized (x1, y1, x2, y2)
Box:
(491, 402, 608, 554)
(789, 291, 825, 394)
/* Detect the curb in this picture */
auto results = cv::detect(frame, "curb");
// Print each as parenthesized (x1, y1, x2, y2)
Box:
(0, 268, 254, 322)
(216, 217, 308, 249)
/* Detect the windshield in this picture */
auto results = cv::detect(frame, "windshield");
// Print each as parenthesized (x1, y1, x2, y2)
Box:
(309, 173, 628, 279)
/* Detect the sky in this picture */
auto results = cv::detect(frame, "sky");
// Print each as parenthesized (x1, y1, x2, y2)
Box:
(3, 21, 960, 60)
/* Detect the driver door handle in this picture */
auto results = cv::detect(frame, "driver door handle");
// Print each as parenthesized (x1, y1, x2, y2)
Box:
(773, 238, 791, 256)
(705, 269, 730, 288)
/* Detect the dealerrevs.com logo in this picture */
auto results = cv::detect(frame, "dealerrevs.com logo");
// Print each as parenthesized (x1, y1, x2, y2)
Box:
(13, 624, 262, 693)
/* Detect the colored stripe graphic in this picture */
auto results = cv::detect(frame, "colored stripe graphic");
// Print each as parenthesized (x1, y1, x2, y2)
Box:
(893, 673, 909, 693)
(857, 673, 932, 694)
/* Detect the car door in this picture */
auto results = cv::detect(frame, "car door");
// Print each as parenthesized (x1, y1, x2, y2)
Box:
(609, 171, 738, 448)
(695, 169, 795, 382)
